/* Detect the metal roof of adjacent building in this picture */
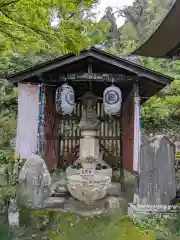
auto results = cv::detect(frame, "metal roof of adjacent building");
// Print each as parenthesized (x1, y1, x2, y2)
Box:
(133, 0, 180, 58)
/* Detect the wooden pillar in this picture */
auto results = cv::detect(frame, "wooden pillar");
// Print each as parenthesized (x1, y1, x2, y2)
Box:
(44, 86, 60, 170)
(120, 108, 125, 193)
(122, 89, 134, 172)
(132, 84, 141, 204)
(122, 84, 141, 200)
(132, 84, 141, 172)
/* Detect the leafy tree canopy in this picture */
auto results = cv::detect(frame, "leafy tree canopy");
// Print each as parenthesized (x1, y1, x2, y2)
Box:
(0, 0, 108, 55)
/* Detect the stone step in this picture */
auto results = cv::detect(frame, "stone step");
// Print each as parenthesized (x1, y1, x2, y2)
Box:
(45, 197, 66, 208)
(45, 196, 127, 216)
(50, 178, 68, 197)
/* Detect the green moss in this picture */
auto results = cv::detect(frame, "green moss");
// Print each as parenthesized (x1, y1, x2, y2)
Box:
(118, 217, 155, 240)
(18, 209, 156, 240)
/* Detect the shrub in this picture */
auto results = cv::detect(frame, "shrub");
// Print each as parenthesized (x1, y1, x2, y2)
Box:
(0, 150, 9, 166)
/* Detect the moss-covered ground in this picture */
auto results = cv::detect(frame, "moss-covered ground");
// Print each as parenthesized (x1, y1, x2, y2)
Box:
(1, 207, 180, 240)
(3, 208, 157, 240)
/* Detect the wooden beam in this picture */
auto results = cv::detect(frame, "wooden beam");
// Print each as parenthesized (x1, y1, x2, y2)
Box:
(45, 135, 121, 140)
(46, 73, 138, 83)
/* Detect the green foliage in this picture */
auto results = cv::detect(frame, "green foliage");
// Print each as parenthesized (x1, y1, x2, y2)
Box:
(0, 0, 107, 55)
(0, 117, 16, 149)
(0, 150, 9, 165)
(0, 157, 18, 212)
(0, 184, 16, 208)
(134, 214, 180, 239)
(141, 57, 180, 136)
(0, 155, 24, 209)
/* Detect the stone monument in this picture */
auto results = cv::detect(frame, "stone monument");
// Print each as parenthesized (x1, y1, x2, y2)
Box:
(18, 155, 52, 209)
(129, 135, 177, 219)
(66, 91, 112, 203)
(8, 198, 19, 228)
(133, 135, 176, 205)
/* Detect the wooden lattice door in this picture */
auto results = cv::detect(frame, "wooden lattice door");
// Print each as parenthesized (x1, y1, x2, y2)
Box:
(59, 101, 121, 169)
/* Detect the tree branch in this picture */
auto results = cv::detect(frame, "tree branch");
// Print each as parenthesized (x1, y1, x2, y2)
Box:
(0, 0, 20, 7)
(0, 9, 51, 38)
(136, 0, 144, 18)
(0, 23, 42, 43)
(0, 27, 25, 41)
(114, 9, 126, 18)
(0, 20, 19, 26)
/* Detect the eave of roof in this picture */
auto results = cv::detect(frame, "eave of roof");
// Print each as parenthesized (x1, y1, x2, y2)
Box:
(133, 0, 180, 58)
(7, 46, 173, 86)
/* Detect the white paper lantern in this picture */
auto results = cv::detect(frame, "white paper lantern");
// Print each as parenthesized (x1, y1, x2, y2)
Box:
(55, 83, 75, 115)
(103, 85, 122, 116)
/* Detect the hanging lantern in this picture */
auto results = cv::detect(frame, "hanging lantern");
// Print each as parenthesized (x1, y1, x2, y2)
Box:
(55, 83, 75, 115)
(103, 85, 122, 116)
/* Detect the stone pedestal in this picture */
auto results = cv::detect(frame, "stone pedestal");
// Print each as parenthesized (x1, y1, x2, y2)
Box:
(67, 175, 111, 203)
(79, 131, 99, 160)
(128, 203, 179, 220)
(46, 195, 126, 216)
(66, 129, 112, 203)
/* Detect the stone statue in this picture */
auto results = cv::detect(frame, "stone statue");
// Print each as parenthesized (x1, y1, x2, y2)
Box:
(79, 91, 100, 130)
(66, 91, 112, 204)
(8, 198, 19, 228)
(18, 155, 52, 209)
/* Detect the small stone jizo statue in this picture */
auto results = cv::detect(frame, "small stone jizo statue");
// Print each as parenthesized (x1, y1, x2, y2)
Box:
(8, 198, 19, 228)
(79, 91, 100, 130)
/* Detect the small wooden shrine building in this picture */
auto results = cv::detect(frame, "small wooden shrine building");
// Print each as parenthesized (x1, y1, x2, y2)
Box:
(7, 47, 173, 174)
(133, 0, 180, 58)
